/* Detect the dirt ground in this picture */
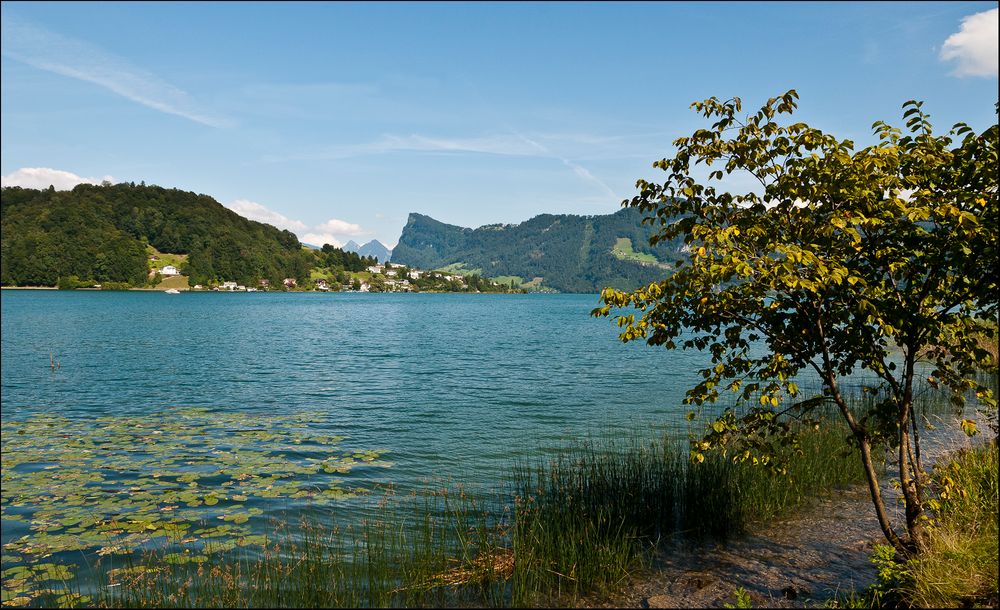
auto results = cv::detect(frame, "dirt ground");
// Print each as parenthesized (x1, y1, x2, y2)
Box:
(578, 415, 981, 609)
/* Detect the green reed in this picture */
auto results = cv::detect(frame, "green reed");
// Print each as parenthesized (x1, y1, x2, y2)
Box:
(905, 440, 998, 608)
(19, 422, 871, 608)
(66, 485, 508, 609)
(509, 414, 871, 606)
(24, 392, 985, 608)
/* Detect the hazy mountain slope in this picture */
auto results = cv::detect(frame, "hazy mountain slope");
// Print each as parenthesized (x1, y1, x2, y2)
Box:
(391, 207, 684, 292)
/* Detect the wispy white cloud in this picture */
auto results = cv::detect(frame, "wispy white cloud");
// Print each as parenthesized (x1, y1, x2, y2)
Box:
(376, 133, 541, 156)
(227, 199, 308, 233)
(225, 199, 369, 249)
(0, 15, 232, 126)
(1, 167, 116, 190)
(268, 131, 620, 202)
(269, 133, 538, 161)
(234, 81, 381, 120)
(300, 232, 351, 248)
(243, 82, 380, 98)
(940, 8, 998, 77)
(270, 132, 613, 162)
(314, 218, 365, 236)
(514, 134, 620, 202)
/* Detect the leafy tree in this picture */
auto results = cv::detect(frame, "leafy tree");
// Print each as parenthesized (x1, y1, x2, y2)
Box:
(368, 275, 387, 292)
(94, 236, 147, 285)
(594, 91, 998, 556)
(57, 275, 83, 290)
(1, 183, 309, 287)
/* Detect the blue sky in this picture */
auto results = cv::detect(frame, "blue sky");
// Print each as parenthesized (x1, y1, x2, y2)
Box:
(2, 2, 997, 248)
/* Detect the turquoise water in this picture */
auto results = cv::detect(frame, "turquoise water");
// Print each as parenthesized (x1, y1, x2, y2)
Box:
(1, 290, 710, 472)
(2, 291, 722, 568)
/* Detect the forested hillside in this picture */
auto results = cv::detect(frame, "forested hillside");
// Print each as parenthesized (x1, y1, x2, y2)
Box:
(390, 207, 685, 292)
(1, 183, 313, 287)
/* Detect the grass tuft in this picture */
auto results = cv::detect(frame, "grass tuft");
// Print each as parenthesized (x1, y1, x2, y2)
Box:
(906, 440, 998, 608)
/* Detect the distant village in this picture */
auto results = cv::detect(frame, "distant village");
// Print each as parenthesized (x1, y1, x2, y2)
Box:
(148, 259, 520, 294)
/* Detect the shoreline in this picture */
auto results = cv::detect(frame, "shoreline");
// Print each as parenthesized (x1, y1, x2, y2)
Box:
(0, 286, 58, 290)
(0, 286, 565, 294)
(581, 414, 985, 608)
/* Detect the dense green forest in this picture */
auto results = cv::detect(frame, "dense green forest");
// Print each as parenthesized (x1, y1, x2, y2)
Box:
(0, 183, 372, 288)
(390, 208, 686, 292)
(1, 183, 683, 292)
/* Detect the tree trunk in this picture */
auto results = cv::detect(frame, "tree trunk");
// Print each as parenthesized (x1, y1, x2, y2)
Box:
(899, 355, 929, 555)
(825, 374, 907, 555)
(899, 403, 929, 554)
(857, 430, 908, 555)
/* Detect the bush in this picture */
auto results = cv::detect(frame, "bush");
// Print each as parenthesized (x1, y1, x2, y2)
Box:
(57, 275, 85, 290)
(907, 441, 998, 608)
(842, 441, 999, 608)
(99, 281, 132, 291)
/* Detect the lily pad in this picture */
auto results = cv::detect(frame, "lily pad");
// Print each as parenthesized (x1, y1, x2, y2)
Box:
(1, 407, 392, 602)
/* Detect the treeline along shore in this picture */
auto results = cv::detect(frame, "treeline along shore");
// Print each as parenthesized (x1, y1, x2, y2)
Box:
(0, 183, 522, 294)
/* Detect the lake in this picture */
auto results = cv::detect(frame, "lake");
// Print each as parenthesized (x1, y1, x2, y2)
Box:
(2, 290, 725, 569)
(1, 290, 714, 471)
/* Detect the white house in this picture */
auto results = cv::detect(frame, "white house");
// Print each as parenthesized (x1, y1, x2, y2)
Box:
(366, 265, 384, 274)
(221, 281, 238, 291)
(161, 265, 179, 276)
(408, 270, 423, 280)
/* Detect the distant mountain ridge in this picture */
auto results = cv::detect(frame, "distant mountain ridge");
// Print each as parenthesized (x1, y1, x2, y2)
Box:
(342, 239, 392, 263)
(390, 208, 684, 293)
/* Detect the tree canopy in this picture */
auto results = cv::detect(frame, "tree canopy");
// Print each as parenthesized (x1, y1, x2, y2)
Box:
(1, 182, 312, 287)
(594, 90, 998, 556)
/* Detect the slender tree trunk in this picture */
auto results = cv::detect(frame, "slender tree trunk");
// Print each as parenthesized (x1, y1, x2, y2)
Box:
(899, 357, 928, 554)
(898, 414, 927, 554)
(825, 373, 907, 555)
(812, 310, 913, 555)
(911, 412, 924, 492)
(858, 432, 907, 554)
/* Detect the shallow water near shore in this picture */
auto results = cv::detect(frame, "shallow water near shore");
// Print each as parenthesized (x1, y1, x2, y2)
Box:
(1, 290, 938, 604)
(2, 292, 710, 559)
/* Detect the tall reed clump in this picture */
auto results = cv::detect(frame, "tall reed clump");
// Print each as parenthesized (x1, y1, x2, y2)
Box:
(511, 437, 681, 604)
(93, 486, 511, 608)
(510, 416, 872, 606)
(36, 408, 888, 608)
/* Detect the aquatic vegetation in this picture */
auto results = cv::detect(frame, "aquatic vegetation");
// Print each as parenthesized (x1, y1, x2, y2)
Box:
(510, 417, 873, 605)
(0, 407, 390, 606)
